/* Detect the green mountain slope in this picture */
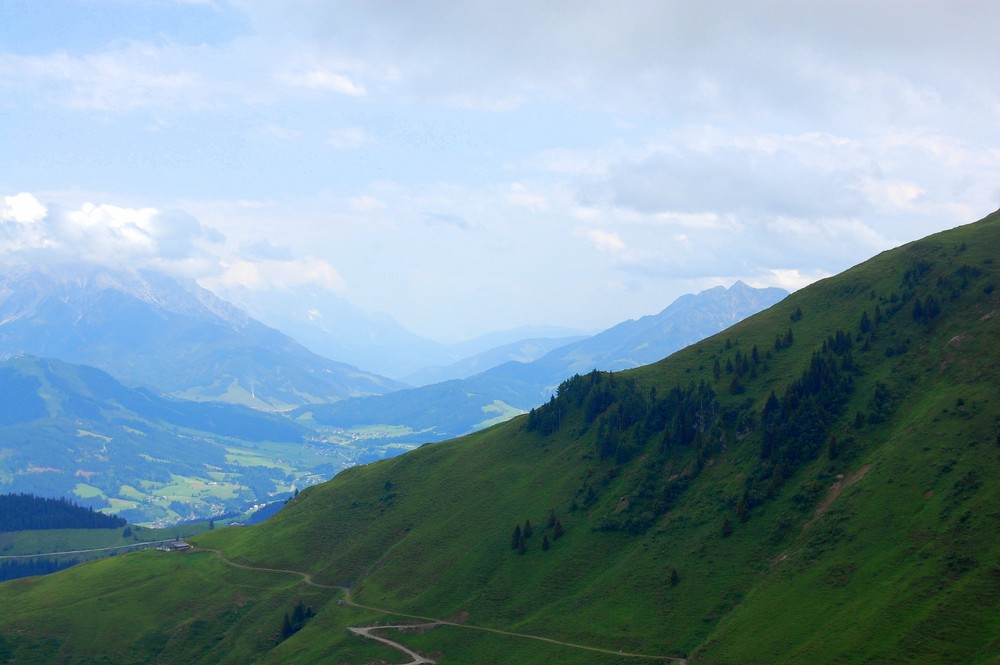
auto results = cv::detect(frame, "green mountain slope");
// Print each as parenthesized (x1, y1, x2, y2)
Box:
(0, 212, 998, 664)
(0, 355, 333, 525)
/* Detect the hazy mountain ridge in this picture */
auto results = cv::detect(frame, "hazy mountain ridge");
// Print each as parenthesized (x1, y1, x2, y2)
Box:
(216, 283, 452, 380)
(226, 281, 593, 381)
(0, 263, 404, 409)
(536, 279, 788, 374)
(297, 281, 787, 443)
(402, 331, 590, 386)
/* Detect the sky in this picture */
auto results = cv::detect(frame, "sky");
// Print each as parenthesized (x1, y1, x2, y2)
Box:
(2, 0, 999, 344)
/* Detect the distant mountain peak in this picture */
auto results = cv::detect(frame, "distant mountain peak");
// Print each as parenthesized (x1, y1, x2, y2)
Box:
(0, 261, 402, 409)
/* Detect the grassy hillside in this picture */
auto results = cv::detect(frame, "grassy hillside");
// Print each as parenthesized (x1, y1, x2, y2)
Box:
(0, 212, 998, 664)
(0, 356, 335, 525)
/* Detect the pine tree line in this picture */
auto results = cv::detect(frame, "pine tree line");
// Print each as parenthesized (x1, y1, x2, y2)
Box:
(0, 493, 126, 531)
(0, 558, 81, 582)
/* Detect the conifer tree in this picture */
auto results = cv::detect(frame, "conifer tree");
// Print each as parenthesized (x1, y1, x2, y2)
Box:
(859, 310, 872, 334)
(736, 494, 750, 523)
(827, 434, 840, 460)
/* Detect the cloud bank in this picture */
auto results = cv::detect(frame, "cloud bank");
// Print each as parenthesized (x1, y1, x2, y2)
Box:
(2, 1, 999, 340)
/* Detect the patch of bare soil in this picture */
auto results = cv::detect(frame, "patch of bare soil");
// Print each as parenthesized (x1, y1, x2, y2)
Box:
(445, 610, 469, 625)
(804, 463, 872, 529)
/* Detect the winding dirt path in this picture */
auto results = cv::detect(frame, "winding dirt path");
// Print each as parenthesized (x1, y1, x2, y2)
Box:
(347, 624, 438, 665)
(200, 548, 685, 664)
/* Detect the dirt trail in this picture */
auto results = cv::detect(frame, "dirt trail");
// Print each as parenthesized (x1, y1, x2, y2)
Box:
(348, 624, 439, 664)
(203, 548, 341, 589)
(805, 463, 872, 529)
(202, 548, 686, 664)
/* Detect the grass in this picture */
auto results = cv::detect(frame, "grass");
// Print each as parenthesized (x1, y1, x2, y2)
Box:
(0, 522, 214, 565)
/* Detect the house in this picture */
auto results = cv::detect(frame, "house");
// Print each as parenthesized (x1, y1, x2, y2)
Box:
(156, 541, 192, 552)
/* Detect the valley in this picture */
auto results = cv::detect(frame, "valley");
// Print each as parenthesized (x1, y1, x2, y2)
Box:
(0, 271, 781, 526)
(0, 212, 996, 663)
(4, 3, 996, 663)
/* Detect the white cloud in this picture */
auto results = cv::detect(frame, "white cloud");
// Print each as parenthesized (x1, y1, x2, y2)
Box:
(1, 193, 47, 224)
(750, 269, 830, 293)
(582, 229, 626, 253)
(279, 68, 366, 96)
(0, 194, 223, 277)
(348, 196, 386, 213)
(508, 183, 549, 212)
(65, 202, 160, 253)
(3, 2, 1000, 341)
(0, 48, 206, 111)
(212, 257, 346, 293)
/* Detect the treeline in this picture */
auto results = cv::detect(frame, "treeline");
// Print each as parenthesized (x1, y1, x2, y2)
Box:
(526, 325, 859, 533)
(0, 558, 80, 582)
(529, 370, 734, 534)
(0, 493, 126, 531)
(740, 329, 857, 516)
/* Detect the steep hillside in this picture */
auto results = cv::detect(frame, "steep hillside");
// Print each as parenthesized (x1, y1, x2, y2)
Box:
(0, 263, 403, 409)
(0, 213, 997, 664)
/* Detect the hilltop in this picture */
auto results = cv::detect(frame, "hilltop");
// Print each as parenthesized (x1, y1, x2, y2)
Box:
(0, 212, 997, 664)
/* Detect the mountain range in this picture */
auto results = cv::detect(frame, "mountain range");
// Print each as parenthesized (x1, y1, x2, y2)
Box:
(295, 280, 787, 443)
(2, 210, 995, 662)
(0, 264, 782, 523)
(0, 263, 402, 410)
(216, 281, 590, 380)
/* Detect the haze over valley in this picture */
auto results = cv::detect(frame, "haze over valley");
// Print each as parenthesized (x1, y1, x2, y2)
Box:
(0, 260, 784, 524)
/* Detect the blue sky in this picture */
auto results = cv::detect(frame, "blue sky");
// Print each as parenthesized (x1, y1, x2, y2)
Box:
(2, 0, 999, 343)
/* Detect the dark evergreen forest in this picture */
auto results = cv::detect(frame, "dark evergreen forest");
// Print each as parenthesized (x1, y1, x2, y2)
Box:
(0, 493, 126, 531)
(0, 558, 80, 583)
